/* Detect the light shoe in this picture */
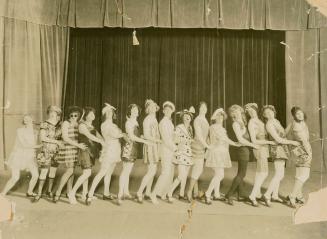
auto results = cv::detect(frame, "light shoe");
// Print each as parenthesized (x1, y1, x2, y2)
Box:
(150, 194, 159, 205)
(67, 192, 77, 205)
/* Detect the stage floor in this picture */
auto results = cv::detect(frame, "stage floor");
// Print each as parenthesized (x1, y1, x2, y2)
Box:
(0, 161, 326, 239)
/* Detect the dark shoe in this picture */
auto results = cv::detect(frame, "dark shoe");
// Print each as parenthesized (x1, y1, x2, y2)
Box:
(52, 194, 60, 203)
(32, 194, 41, 203)
(178, 195, 189, 202)
(102, 194, 115, 201)
(46, 192, 54, 199)
(213, 195, 225, 201)
(296, 197, 305, 204)
(226, 197, 234, 206)
(144, 195, 151, 200)
(237, 196, 247, 202)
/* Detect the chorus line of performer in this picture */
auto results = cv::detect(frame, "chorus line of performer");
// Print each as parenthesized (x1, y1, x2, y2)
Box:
(0, 100, 312, 208)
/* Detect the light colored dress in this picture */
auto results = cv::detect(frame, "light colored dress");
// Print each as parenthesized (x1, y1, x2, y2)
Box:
(267, 119, 290, 161)
(205, 124, 232, 168)
(173, 124, 193, 166)
(249, 118, 269, 172)
(143, 114, 160, 164)
(6, 127, 38, 171)
(159, 116, 175, 161)
(288, 121, 312, 168)
(191, 116, 209, 160)
(99, 121, 122, 167)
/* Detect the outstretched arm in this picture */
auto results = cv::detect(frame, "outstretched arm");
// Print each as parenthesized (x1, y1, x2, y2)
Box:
(232, 122, 257, 148)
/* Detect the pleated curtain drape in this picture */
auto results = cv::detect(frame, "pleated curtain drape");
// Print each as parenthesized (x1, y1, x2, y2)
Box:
(0, 17, 69, 168)
(285, 28, 327, 172)
(64, 28, 286, 151)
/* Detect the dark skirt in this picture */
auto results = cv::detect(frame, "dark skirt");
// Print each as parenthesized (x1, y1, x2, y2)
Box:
(236, 146, 250, 161)
(79, 150, 94, 169)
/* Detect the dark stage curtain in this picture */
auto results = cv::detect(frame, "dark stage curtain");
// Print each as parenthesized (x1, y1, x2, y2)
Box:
(65, 28, 286, 158)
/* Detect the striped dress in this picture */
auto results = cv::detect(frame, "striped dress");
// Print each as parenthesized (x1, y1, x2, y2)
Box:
(56, 121, 79, 168)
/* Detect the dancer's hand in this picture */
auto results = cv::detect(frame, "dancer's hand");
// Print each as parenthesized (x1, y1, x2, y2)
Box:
(291, 141, 300, 146)
(267, 141, 276, 145)
(78, 143, 87, 150)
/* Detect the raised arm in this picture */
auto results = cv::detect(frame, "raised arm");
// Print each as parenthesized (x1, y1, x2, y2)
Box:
(232, 122, 257, 148)
(194, 119, 209, 148)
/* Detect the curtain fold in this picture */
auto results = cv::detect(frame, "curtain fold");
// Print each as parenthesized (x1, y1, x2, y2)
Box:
(0, 17, 69, 168)
(285, 29, 325, 172)
(65, 28, 285, 162)
(0, 0, 325, 29)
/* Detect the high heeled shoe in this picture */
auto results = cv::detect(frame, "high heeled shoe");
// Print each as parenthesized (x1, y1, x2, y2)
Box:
(262, 195, 271, 207)
(102, 194, 115, 201)
(212, 195, 225, 201)
(32, 194, 41, 203)
(167, 195, 174, 204)
(271, 197, 284, 203)
(225, 197, 234, 206)
(248, 197, 259, 207)
(287, 196, 296, 208)
(296, 197, 305, 204)
(205, 195, 212, 205)
(52, 194, 60, 203)
(85, 194, 92, 206)
(136, 193, 143, 204)
(46, 191, 53, 199)
(117, 197, 123, 206)
(26, 192, 37, 198)
(178, 195, 189, 202)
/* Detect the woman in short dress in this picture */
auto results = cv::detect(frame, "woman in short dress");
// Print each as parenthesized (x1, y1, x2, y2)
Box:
(167, 107, 195, 203)
(86, 103, 125, 205)
(1, 115, 40, 197)
(245, 103, 275, 207)
(68, 107, 104, 204)
(136, 99, 161, 203)
(117, 104, 152, 205)
(53, 106, 87, 203)
(225, 105, 259, 206)
(286, 106, 312, 208)
(33, 106, 62, 202)
(204, 108, 240, 205)
(262, 105, 299, 207)
(188, 102, 210, 200)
